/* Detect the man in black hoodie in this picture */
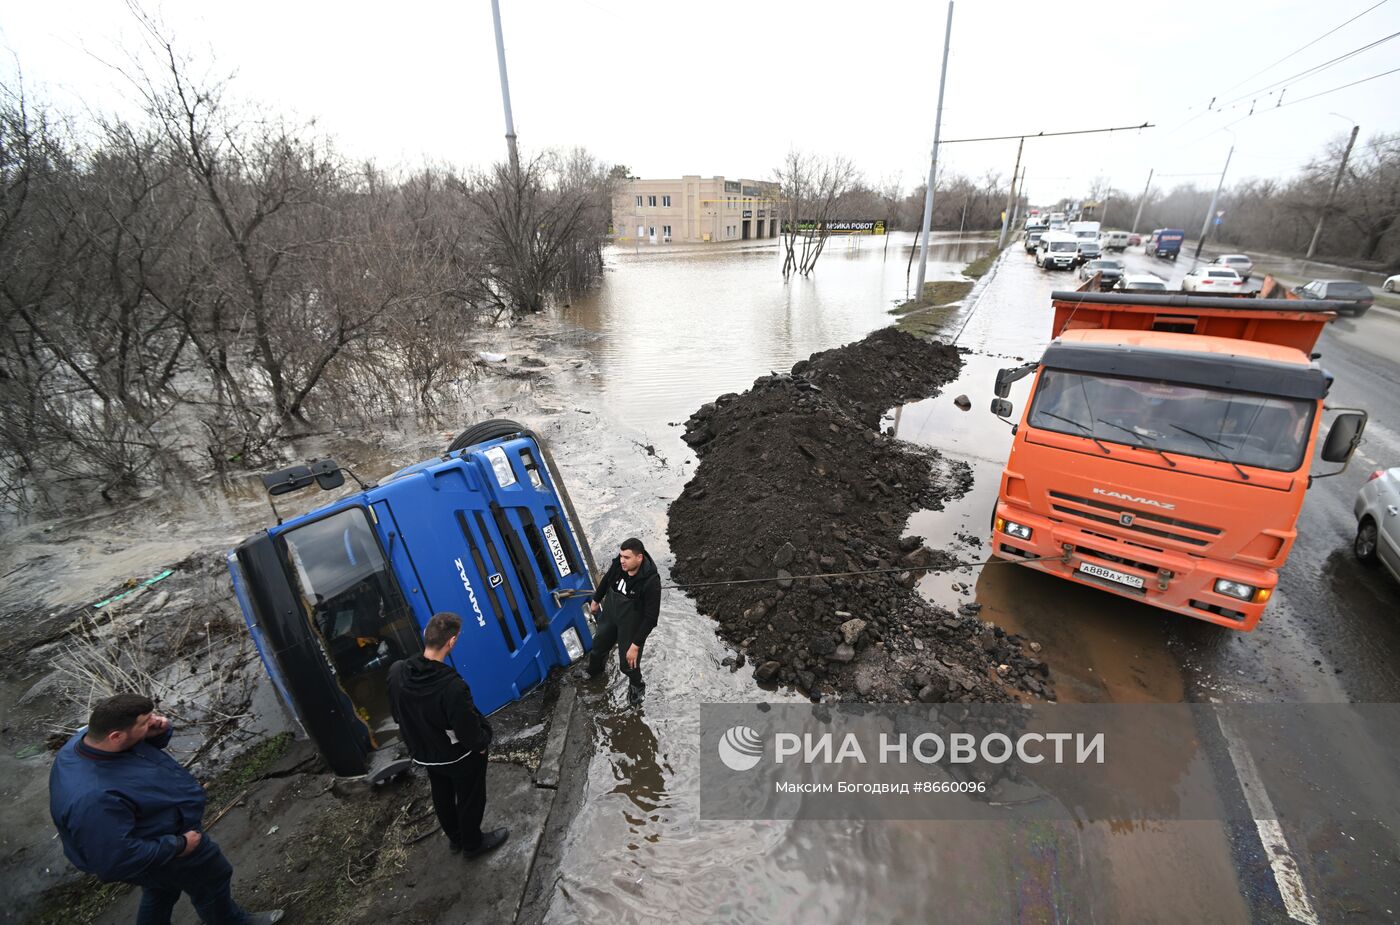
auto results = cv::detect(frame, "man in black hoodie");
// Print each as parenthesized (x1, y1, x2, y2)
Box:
(387, 612, 508, 858)
(587, 537, 661, 705)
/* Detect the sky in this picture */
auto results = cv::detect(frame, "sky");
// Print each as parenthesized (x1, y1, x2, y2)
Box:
(3, 0, 1398, 205)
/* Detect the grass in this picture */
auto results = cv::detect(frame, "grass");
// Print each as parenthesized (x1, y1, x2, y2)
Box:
(203, 730, 294, 808)
(890, 279, 975, 315)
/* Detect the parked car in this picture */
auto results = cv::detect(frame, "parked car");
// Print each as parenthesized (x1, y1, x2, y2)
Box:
(1293, 279, 1375, 316)
(1182, 266, 1245, 293)
(1114, 273, 1167, 292)
(1212, 254, 1254, 281)
(1384, 273, 1398, 292)
(1353, 467, 1400, 583)
(1078, 258, 1125, 288)
(1127, 233, 1141, 246)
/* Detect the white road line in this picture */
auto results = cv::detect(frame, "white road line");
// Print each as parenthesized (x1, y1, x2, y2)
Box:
(1215, 711, 1320, 925)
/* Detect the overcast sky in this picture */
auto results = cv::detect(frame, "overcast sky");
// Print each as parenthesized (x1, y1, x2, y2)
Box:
(4, 0, 1398, 205)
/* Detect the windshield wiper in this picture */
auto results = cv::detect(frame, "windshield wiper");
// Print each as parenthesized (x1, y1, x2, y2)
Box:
(1038, 411, 1111, 454)
(1096, 418, 1178, 467)
(1169, 423, 1250, 481)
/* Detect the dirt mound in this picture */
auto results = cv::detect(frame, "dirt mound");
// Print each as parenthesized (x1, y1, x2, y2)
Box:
(668, 328, 1053, 703)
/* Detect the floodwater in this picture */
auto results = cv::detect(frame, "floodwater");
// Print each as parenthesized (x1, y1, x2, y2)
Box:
(541, 236, 1248, 924)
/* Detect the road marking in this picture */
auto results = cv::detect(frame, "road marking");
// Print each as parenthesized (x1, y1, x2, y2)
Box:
(1215, 710, 1320, 925)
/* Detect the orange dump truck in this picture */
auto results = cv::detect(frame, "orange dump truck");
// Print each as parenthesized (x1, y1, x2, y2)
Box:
(988, 281, 1368, 630)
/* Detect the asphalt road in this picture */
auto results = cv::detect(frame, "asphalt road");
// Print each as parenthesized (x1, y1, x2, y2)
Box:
(896, 244, 1400, 923)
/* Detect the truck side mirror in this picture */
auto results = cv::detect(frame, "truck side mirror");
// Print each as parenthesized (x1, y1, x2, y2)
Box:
(994, 362, 1037, 398)
(263, 465, 315, 496)
(990, 398, 1014, 418)
(310, 458, 346, 491)
(1320, 411, 1367, 463)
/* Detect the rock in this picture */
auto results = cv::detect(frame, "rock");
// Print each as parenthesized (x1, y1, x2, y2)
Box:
(855, 673, 875, 697)
(775, 569, 794, 590)
(827, 643, 856, 663)
(957, 602, 983, 617)
(839, 618, 868, 646)
(808, 637, 837, 657)
(754, 661, 782, 682)
(773, 543, 796, 568)
(918, 684, 945, 704)
(898, 536, 923, 553)
(953, 394, 972, 411)
(1028, 641, 1042, 653)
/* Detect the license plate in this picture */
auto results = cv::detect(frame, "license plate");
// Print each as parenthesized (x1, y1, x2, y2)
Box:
(1077, 561, 1145, 589)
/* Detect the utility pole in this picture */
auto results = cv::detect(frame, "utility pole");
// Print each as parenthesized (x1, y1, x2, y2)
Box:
(490, 0, 520, 175)
(1009, 165, 1026, 231)
(1193, 144, 1233, 261)
(997, 137, 1025, 249)
(1130, 168, 1153, 235)
(1306, 124, 1359, 259)
(915, 1, 955, 298)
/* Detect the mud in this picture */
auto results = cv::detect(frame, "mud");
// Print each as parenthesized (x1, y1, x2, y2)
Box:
(668, 328, 1055, 703)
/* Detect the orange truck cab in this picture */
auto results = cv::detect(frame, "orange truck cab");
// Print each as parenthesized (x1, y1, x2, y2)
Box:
(988, 283, 1369, 630)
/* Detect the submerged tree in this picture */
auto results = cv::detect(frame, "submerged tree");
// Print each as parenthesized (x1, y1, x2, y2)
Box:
(775, 150, 858, 278)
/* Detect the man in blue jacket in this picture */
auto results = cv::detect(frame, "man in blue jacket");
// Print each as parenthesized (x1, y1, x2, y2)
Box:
(49, 693, 283, 925)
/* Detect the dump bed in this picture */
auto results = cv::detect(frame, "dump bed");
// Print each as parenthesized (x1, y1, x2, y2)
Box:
(1050, 281, 1348, 355)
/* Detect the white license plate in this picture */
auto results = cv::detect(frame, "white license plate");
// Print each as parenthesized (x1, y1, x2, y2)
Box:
(1077, 561, 1145, 589)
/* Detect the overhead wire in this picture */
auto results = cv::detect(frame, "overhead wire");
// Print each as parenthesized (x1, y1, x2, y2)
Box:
(1215, 29, 1400, 110)
(1216, 0, 1390, 95)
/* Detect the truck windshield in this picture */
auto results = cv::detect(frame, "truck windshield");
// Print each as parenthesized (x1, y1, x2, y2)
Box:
(1027, 369, 1315, 471)
(279, 507, 422, 736)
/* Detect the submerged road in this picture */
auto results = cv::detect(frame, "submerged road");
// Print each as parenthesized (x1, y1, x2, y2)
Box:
(897, 244, 1400, 923)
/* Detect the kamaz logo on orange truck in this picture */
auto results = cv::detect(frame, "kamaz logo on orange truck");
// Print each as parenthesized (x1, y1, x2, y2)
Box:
(1092, 488, 1175, 510)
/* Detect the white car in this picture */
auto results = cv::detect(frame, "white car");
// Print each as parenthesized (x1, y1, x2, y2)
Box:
(1182, 266, 1244, 293)
(1213, 254, 1254, 281)
(1385, 274, 1398, 293)
(1114, 273, 1167, 292)
(1354, 467, 1400, 583)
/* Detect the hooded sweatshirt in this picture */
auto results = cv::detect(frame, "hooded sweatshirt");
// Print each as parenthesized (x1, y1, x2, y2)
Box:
(591, 553, 662, 647)
(387, 655, 491, 767)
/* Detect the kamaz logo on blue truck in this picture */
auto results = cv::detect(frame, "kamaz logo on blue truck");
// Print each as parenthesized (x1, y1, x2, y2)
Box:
(227, 420, 597, 778)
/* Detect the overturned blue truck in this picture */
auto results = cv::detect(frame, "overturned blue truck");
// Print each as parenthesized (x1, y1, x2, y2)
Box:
(227, 420, 598, 777)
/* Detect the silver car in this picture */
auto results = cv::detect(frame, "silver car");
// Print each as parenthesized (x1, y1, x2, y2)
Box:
(1354, 467, 1400, 582)
(1212, 254, 1254, 281)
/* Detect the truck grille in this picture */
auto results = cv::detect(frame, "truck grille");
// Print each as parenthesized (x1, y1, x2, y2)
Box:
(1049, 490, 1222, 549)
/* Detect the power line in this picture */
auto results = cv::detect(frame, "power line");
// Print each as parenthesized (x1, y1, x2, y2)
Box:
(1220, 64, 1400, 131)
(940, 122, 1153, 145)
(1217, 29, 1400, 109)
(1217, 0, 1390, 95)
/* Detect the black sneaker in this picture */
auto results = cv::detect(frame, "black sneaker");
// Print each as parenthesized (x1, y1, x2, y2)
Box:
(462, 828, 509, 860)
(447, 839, 463, 854)
(627, 684, 645, 706)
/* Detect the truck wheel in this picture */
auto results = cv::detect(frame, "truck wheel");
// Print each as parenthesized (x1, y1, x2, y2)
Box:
(1354, 517, 1379, 563)
(448, 418, 527, 453)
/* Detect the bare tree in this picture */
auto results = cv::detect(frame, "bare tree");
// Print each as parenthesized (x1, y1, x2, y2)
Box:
(775, 150, 858, 277)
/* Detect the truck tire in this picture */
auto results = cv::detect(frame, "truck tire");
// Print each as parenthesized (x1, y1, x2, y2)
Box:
(448, 418, 527, 453)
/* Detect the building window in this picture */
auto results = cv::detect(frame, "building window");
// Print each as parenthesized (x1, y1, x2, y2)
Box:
(648, 226, 656, 239)
(663, 225, 672, 239)
(635, 195, 643, 207)
(648, 195, 657, 207)
(662, 195, 672, 207)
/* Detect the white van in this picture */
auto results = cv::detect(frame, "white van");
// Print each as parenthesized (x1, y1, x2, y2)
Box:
(1036, 231, 1080, 270)
(1101, 230, 1130, 251)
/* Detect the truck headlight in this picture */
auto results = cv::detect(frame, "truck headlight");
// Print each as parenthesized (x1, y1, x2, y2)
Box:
(1213, 579, 1255, 601)
(560, 626, 584, 661)
(484, 446, 517, 487)
(997, 518, 1032, 540)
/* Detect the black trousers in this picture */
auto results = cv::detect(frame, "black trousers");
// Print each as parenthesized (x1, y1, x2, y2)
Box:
(426, 751, 488, 849)
(130, 838, 247, 925)
(588, 620, 645, 691)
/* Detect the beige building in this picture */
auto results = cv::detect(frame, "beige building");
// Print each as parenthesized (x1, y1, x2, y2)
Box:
(612, 176, 780, 244)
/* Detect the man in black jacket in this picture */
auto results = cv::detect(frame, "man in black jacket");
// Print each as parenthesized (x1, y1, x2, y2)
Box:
(587, 537, 661, 705)
(387, 612, 508, 858)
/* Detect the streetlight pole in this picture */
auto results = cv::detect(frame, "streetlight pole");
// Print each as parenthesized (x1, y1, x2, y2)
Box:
(1130, 168, 1153, 235)
(915, 1, 955, 298)
(1306, 117, 1360, 260)
(1193, 140, 1234, 261)
(490, 0, 521, 175)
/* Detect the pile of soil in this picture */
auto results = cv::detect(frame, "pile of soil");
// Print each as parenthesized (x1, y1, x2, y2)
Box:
(668, 328, 1053, 703)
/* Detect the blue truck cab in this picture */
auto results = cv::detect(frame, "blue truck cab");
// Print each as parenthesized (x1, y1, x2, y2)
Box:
(227, 420, 597, 777)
